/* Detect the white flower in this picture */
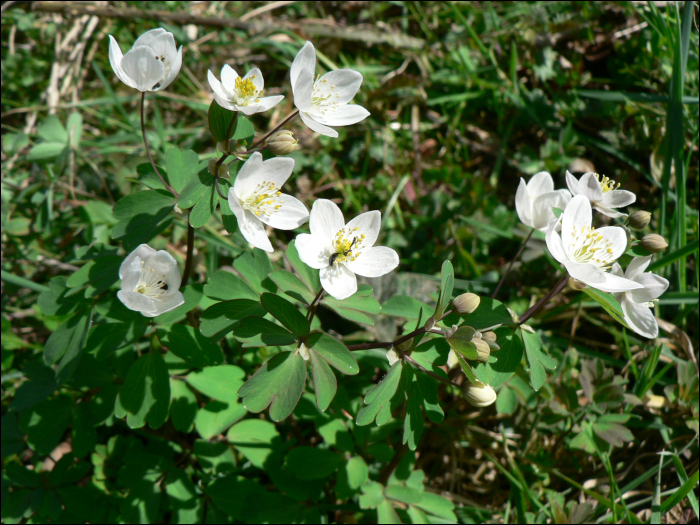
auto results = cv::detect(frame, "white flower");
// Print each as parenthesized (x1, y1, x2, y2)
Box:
(108, 28, 182, 92)
(295, 200, 399, 300)
(207, 65, 283, 115)
(463, 380, 497, 408)
(117, 244, 185, 317)
(515, 171, 572, 231)
(565, 171, 636, 218)
(546, 195, 643, 292)
(290, 41, 370, 138)
(228, 152, 309, 253)
(611, 256, 669, 338)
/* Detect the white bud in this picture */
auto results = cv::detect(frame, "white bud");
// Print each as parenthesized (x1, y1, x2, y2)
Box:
(463, 380, 497, 407)
(297, 343, 310, 361)
(447, 348, 460, 370)
(386, 348, 400, 366)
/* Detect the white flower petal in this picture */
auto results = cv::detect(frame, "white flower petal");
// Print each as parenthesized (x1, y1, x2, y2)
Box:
(545, 227, 568, 265)
(132, 28, 166, 50)
(345, 210, 381, 248)
(108, 35, 137, 89)
(579, 172, 604, 202)
(244, 67, 264, 92)
(346, 247, 399, 277)
(258, 194, 309, 230)
(532, 191, 567, 231)
(309, 104, 370, 127)
(561, 195, 592, 254)
(515, 178, 532, 228)
(233, 152, 264, 197)
(565, 170, 579, 196)
(213, 94, 239, 112)
(295, 233, 332, 269)
(316, 69, 363, 105)
(121, 46, 165, 92)
(299, 111, 338, 137)
(221, 64, 240, 90)
(118, 290, 158, 315)
(320, 264, 357, 300)
(564, 261, 607, 286)
(595, 226, 628, 260)
(238, 95, 284, 115)
(153, 45, 181, 91)
(527, 171, 554, 196)
(121, 258, 143, 291)
(153, 291, 185, 318)
(228, 185, 273, 252)
(610, 262, 624, 278)
(594, 272, 644, 293)
(599, 189, 636, 209)
(120, 244, 156, 278)
(621, 298, 658, 338)
(208, 70, 230, 101)
(309, 199, 345, 240)
(291, 41, 316, 94)
(625, 255, 652, 279)
(592, 204, 627, 219)
(257, 157, 295, 189)
(628, 273, 668, 303)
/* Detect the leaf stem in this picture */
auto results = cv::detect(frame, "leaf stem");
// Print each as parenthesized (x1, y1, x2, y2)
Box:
(141, 92, 177, 197)
(306, 287, 325, 323)
(517, 273, 569, 325)
(492, 227, 534, 299)
(180, 221, 195, 288)
(346, 309, 453, 351)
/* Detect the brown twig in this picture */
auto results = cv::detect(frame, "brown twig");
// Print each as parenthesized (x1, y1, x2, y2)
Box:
(492, 227, 535, 299)
(518, 274, 569, 325)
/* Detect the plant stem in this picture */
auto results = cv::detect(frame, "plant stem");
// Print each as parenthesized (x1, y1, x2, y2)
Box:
(250, 110, 299, 150)
(346, 309, 453, 351)
(141, 92, 177, 197)
(306, 288, 324, 322)
(180, 221, 195, 288)
(517, 273, 569, 325)
(492, 227, 534, 299)
(394, 347, 460, 388)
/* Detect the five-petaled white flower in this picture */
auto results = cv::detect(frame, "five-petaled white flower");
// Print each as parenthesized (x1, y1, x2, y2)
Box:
(565, 171, 636, 218)
(117, 244, 185, 317)
(611, 256, 668, 339)
(295, 200, 399, 300)
(515, 171, 572, 231)
(290, 41, 370, 138)
(208, 65, 283, 115)
(546, 195, 642, 292)
(108, 28, 182, 92)
(228, 152, 309, 253)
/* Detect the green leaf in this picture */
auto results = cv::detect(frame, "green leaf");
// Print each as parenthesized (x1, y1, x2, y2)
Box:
(592, 415, 634, 448)
(158, 325, 224, 368)
(208, 100, 236, 142)
(27, 142, 67, 160)
(169, 379, 198, 433)
(356, 362, 405, 426)
(309, 351, 336, 411)
(233, 249, 273, 294)
(285, 447, 344, 480)
(378, 499, 402, 523)
(269, 269, 316, 304)
(166, 147, 199, 194)
(414, 492, 458, 521)
(112, 209, 173, 251)
(360, 481, 385, 509)
(37, 115, 68, 143)
(317, 419, 354, 453)
(9, 361, 57, 411)
(65, 256, 122, 297)
(136, 162, 168, 190)
(227, 419, 281, 468)
(72, 403, 96, 459)
(415, 372, 444, 423)
(199, 299, 266, 339)
(404, 390, 423, 451)
(194, 440, 236, 474)
(20, 394, 72, 455)
(473, 326, 523, 388)
(204, 270, 258, 302)
(286, 240, 321, 293)
(336, 457, 369, 500)
(520, 326, 557, 391)
(582, 287, 629, 328)
(233, 317, 297, 347)
(186, 364, 245, 403)
(627, 245, 653, 257)
(463, 297, 513, 330)
(189, 178, 216, 228)
(306, 332, 359, 375)
(154, 283, 204, 325)
(177, 170, 214, 210)
(496, 385, 518, 415)
(112, 189, 174, 220)
(38, 276, 90, 316)
(195, 400, 247, 440)
(238, 351, 307, 421)
(382, 295, 433, 319)
(321, 284, 381, 325)
(86, 319, 149, 360)
(44, 308, 91, 384)
(66, 112, 83, 147)
(436, 260, 454, 317)
(115, 351, 171, 429)
(261, 293, 309, 336)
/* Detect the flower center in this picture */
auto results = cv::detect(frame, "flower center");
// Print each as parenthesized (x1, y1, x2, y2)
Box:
(135, 261, 169, 301)
(234, 76, 262, 106)
(595, 173, 621, 194)
(311, 75, 340, 112)
(239, 181, 283, 217)
(330, 228, 365, 266)
(569, 225, 616, 268)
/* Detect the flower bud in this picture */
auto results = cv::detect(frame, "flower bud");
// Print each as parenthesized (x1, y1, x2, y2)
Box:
(628, 210, 651, 230)
(447, 325, 484, 361)
(267, 130, 298, 155)
(424, 315, 436, 331)
(480, 331, 500, 351)
(208, 159, 230, 179)
(297, 342, 310, 361)
(453, 293, 480, 315)
(217, 140, 230, 154)
(233, 140, 250, 162)
(447, 348, 460, 370)
(471, 337, 491, 362)
(640, 234, 668, 254)
(463, 380, 497, 407)
(386, 348, 400, 366)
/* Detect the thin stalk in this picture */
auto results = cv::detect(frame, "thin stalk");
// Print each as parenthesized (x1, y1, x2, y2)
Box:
(518, 273, 569, 325)
(492, 227, 534, 299)
(250, 110, 299, 150)
(346, 309, 453, 351)
(215, 168, 227, 199)
(306, 288, 324, 323)
(141, 92, 177, 197)
(394, 347, 460, 388)
(180, 221, 195, 288)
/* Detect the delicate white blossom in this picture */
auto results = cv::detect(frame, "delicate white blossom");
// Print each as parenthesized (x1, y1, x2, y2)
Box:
(295, 199, 399, 300)
(611, 256, 668, 338)
(228, 152, 309, 253)
(290, 41, 370, 138)
(515, 171, 572, 231)
(546, 195, 642, 292)
(117, 244, 185, 317)
(565, 171, 635, 218)
(108, 28, 182, 92)
(463, 380, 497, 408)
(207, 65, 283, 115)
